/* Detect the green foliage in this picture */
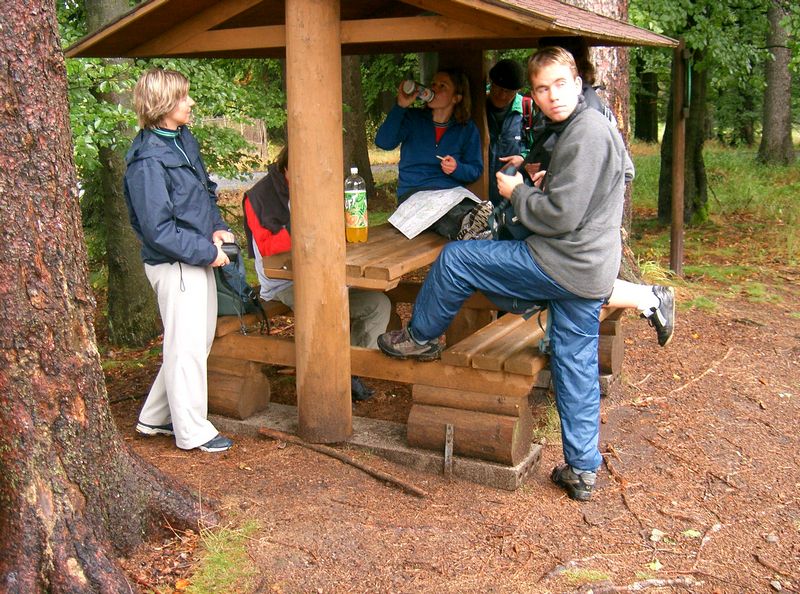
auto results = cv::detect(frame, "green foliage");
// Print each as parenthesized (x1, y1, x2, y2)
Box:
(361, 54, 419, 119)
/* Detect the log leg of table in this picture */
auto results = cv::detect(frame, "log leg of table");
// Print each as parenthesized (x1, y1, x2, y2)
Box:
(407, 385, 533, 466)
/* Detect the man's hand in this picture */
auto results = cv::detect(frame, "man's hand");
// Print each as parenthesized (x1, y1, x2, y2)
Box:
(213, 229, 235, 244)
(496, 169, 523, 200)
(531, 170, 546, 188)
(499, 155, 524, 171)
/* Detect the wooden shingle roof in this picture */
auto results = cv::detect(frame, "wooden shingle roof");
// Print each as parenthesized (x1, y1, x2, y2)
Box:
(66, 0, 675, 59)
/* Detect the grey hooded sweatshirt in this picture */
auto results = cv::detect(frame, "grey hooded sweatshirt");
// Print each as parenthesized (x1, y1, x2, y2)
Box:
(510, 105, 633, 300)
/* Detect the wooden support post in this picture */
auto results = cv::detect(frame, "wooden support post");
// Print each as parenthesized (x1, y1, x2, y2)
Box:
(285, 0, 351, 442)
(670, 39, 686, 276)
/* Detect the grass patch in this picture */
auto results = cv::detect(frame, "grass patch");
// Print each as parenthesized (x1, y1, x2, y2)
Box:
(562, 568, 610, 586)
(186, 520, 260, 594)
(531, 398, 561, 443)
(684, 296, 719, 312)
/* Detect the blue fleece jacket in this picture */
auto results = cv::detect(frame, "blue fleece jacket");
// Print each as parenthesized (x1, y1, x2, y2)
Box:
(123, 127, 229, 266)
(375, 105, 483, 199)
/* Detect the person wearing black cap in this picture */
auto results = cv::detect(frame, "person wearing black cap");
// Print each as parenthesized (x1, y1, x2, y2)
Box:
(486, 58, 530, 206)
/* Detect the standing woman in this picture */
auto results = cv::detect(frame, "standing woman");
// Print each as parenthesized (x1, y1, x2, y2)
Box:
(123, 68, 234, 452)
(375, 68, 489, 240)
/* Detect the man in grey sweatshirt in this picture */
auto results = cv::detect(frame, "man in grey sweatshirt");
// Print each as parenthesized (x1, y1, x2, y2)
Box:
(378, 47, 630, 501)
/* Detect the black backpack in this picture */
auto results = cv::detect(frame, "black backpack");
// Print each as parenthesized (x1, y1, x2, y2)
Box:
(214, 243, 268, 334)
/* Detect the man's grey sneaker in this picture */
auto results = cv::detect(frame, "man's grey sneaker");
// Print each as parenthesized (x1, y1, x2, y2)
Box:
(377, 328, 443, 361)
(643, 285, 675, 347)
(136, 421, 174, 436)
(198, 434, 233, 453)
(550, 464, 596, 501)
(457, 200, 493, 240)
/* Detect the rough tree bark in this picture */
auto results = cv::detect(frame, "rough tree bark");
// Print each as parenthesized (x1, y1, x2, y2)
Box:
(562, 0, 639, 281)
(659, 49, 709, 224)
(86, 0, 161, 347)
(342, 54, 375, 195)
(0, 2, 214, 591)
(758, 0, 795, 165)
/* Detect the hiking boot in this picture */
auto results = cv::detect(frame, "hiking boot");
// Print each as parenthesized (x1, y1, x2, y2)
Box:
(457, 200, 493, 240)
(377, 328, 443, 361)
(198, 434, 233, 453)
(351, 376, 376, 402)
(642, 285, 675, 347)
(550, 464, 596, 501)
(136, 421, 174, 436)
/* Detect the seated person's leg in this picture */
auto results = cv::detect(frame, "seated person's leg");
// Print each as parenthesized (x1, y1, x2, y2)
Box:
(348, 289, 391, 349)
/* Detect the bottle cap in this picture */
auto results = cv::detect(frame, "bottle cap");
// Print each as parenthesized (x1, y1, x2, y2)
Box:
(350, 166, 358, 175)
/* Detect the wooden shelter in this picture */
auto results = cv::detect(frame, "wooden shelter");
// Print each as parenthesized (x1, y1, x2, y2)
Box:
(67, 0, 679, 446)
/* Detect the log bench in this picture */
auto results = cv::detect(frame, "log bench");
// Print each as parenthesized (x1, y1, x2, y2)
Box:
(208, 300, 290, 419)
(209, 287, 625, 471)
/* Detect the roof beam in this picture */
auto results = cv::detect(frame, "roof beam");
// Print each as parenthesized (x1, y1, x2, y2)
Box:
(402, 0, 555, 36)
(131, 0, 262, 56)
(167, 15, 506, 55)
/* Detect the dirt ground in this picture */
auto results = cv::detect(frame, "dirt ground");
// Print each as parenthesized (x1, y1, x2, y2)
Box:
(104, 260, 800, 593)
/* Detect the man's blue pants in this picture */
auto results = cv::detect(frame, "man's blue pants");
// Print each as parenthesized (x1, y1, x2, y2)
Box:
(410, 240, 604, 472)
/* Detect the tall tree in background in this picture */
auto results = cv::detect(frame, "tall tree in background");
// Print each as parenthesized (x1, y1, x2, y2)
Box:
(632, 0, 772, 223)
(633, 55, 660, 142)
(758, 0, 795, 165)
(86, 0, 161, 347)
(0, 0, 211, 589)
(342, 55, 375, 195)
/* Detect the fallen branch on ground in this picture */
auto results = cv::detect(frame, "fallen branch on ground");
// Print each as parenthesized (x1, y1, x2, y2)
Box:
(258, 427, 428, 498)
(692, 522, 722, 570)
(587, 575, 701, 592)
(670, 347, 735, 395)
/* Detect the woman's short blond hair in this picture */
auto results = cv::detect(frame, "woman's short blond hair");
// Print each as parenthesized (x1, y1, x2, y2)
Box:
(527, 47, 579, 84)
(133, 68, 190, 129)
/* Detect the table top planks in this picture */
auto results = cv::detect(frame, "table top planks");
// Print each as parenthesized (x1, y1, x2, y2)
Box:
(262, 224, 447, 291)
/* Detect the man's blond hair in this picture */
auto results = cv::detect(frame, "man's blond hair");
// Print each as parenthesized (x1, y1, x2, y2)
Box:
(527, 46, 579, 83)
(133, 68, 189, 129)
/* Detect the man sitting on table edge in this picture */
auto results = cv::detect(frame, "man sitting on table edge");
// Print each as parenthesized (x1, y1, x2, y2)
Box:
(377, 47, 673, 502)
(243, 145, 391, 402)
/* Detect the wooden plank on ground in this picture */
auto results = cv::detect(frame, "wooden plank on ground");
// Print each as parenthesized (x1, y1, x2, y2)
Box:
(406, 403, 532, 465)
(412, 384, 529, 417)
(441, 313, 527, 367)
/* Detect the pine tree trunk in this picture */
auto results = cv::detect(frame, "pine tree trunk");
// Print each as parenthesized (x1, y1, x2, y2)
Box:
(0, 2, 213, 591)
(634, 62, 659, 143)
(758, 0, 795, 165)
(342, 55, 375, 195)
(560, 0, 639, 280)
(659, 48, 709, 225)
(86, 0, 161, 347)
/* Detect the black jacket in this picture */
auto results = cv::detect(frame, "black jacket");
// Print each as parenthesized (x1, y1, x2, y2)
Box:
(123, 127, 229, 266)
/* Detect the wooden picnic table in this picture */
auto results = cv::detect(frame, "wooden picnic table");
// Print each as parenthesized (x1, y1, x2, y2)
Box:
(261, 223, 448, 291)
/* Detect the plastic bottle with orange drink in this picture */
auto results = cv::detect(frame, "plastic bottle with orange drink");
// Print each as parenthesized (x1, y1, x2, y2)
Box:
(344, 166, 368, 243)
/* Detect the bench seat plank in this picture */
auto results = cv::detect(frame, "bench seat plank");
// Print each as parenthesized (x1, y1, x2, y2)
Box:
(441, 313, 527, 367)
(472, 312, 547, 371)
